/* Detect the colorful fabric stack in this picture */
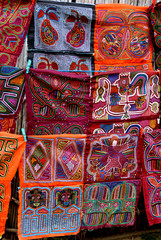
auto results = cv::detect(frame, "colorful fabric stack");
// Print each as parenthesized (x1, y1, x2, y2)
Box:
(94, 4, 154, 72)
(27, 1, 94, 74)
(18, 134, 86, 239)
(0, 66, 25, 133)
(143, 130, 161, 226)
(0, 0, 35, 66)
(25, 69, 90, 135)
(0, 132, 25, 236)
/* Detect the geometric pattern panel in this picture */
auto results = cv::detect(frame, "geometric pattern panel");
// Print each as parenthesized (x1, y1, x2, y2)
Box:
(0, 66, 25, 117)
(23, 135, 86, 183)
(81, 180, 141, 230)
(85, 133, 141, 182)
(91, 70, 160, 121)
(18, 185, 82, 239)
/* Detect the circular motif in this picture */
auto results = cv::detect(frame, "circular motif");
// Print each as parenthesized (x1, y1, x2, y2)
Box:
(99, 30, 123, 58)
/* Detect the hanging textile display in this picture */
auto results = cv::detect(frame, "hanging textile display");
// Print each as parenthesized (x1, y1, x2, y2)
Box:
(0, 0, 35, 66)
(88, 119, 159, 134)
(94, 4, 154, 72)
(143, 130, 161, 225)
(0, 132, 26, 236)
(90, 70, 160, 122)
(18, 134, 86, 239)
(149, 1, 161, 69)
(85, 133, 142, 182)
(0, 66, 25, 133)
(33, 53, 92, 74)
(25, 69, 90, 134)
(81, 180, 141, 230)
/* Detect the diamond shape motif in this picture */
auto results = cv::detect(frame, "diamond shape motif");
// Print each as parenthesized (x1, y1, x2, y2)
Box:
(27, 141, 50, 180)
(58, 141, 81, 178)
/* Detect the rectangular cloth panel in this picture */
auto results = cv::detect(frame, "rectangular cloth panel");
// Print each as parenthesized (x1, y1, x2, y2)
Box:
(19, 134, 86, 185)
(91, 70, 160, 122)
(94, 4, 154, 72)
(81, 180, 141, 230)
(34, 2, 93, 52)
(25, 69, 90, 125)
(27, 120, 88, 135)
(88, 119, 159, 134)
(0, 0, 35, 66)
(0, 65, 25, 114)
(143, 130, 161, 174)
(143, 174, 161, 226)
(18, 184, 83, 240)
(0, 132, 26, 235)
(149, 2, 161, 69)
(33, 53, 92, 75)
(0, 181, 11, 236)
(85, 133, 142, 183)
(143, 130, 161, 226)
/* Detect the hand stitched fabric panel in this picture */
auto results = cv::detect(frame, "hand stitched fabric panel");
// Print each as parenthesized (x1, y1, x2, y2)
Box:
(88, 119, 159, 134)
(18, 184, 83, 240)
(33, 53, 92, 75)
(85, 133, 141, 182)
(0, 118, 16, 133)
(94, 4, 153, 71)
(149, 2, 161, 69)
(34, 2, 93, 52)
(143, 130, 161, 174)
(143, 130, 161, 225)
(25, 69, 90, 124)
(20, 134, 86, 184)
(81, 180, 141, 230)
(143, 174, 161, 226)
(91, 70, 160, 121)
(0, 66, 25, 120)
(0, 182, 11, 236)
(27, 120, 88, 135)
(0, 132, 26, 236)
(0, 0, 35, 66)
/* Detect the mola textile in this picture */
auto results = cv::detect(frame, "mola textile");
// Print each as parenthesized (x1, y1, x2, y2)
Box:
(81, 180, 141, 230)
(19, 134, 86, 184)
(143, 130, 161, 225)
(143, 174, 161, 226)
(0, 132, 26, 236)
(33, 53, 92, 75)
(91, 70, 160, 122)
(88, 119, 159, 134)
(25, 69, 90, 134)
(0, 66, 25, 132)
(149, 1, 161, 69)
(18, 134, 86, 239)
(94, 4, 153, 72)
(85, 133, 142, 182)
(34, 1, 93, 53)
(27, 120, 88, 135)
(0, 0, 35, 66)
